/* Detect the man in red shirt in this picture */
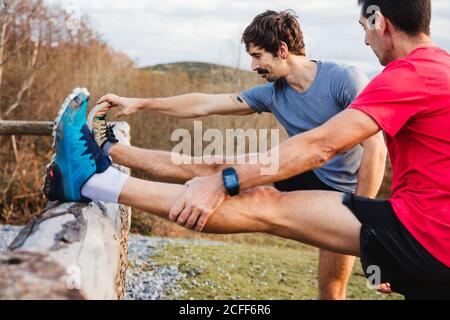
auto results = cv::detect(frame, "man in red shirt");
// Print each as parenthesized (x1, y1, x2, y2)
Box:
(46, 0, 450, 299)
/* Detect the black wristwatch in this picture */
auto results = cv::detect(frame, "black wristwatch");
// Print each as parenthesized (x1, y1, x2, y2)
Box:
(222, 168, 240, 196)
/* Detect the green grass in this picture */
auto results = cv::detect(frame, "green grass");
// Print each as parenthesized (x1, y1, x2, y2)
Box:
(153, 240, 403, 300)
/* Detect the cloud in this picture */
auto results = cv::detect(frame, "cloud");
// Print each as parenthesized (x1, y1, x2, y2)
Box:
(47, 0, 450, 77)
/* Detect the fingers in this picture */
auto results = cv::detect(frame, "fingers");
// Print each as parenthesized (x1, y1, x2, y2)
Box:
(178, 205, 211, 232)
(195, 212, 211, 232)
(169, 198, 210, 231)
(176, 205, 193, 226)
(185, 207, 203, 229)
(97, 94, 117, 106)
(169, 198, 185, 222)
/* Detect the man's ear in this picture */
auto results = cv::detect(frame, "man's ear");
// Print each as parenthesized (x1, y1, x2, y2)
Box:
(278, 41, 289, 59)
(382, 17, 399, 40)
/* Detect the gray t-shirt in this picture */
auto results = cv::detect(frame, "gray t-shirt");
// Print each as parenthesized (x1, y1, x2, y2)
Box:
(241, 60, 369, 192)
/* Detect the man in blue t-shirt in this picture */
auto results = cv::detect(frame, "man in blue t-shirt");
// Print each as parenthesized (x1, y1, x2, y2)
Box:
(90, 10, 387, 299)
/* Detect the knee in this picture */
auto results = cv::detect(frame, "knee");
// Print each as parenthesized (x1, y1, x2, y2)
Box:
(244, 186, 283, 209)
(240, 186, 283, 227)
(246, 185, 282, 198)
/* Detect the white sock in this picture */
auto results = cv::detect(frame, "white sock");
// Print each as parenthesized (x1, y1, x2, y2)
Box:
(81, 167, 129, 203)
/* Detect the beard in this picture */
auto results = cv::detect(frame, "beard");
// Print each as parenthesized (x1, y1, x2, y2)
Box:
(257, 68, 278, 82)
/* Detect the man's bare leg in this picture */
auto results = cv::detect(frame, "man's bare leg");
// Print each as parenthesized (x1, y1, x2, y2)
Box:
(109, 144, 216, 183)
(119, 176, 362, 256)
(109, 145, 359, 296)
(318, 250, 356, 300)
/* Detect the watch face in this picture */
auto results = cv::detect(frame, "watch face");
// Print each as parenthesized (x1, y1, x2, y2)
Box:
(223, 168, 239, 196)
(225, 175, 233, 185)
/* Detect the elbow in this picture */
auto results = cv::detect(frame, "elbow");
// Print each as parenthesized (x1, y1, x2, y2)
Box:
(314, 144, 338, 168)
(191, 107, 210, 118)
(185, 93, 208, 118)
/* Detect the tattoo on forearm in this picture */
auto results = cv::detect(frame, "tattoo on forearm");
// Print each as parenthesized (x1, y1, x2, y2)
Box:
(232, 95, 245, 104)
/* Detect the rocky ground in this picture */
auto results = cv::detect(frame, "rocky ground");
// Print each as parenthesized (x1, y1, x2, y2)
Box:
(124, 235, 225, 300)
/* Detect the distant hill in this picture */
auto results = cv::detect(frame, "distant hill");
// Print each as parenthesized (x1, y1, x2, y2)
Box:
(143, 61, 249, 74)
(142, 61, 261, 88)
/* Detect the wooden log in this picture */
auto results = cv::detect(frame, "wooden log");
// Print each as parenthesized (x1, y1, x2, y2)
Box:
(0, 122, 132, 300)
(0, 251, 85, 300)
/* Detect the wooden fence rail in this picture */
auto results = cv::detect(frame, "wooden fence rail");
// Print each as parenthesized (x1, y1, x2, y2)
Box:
(0, 120, 54, 136)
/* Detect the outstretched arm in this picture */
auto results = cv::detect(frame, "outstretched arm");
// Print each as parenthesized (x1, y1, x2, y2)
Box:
(97, 93, 254, 119)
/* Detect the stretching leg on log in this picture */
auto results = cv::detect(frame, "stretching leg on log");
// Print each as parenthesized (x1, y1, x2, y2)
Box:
(100, 144, 359, 254)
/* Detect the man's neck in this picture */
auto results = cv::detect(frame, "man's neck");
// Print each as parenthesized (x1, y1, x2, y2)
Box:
(392, 33, 436, 60)
(284, 56, 318, 93)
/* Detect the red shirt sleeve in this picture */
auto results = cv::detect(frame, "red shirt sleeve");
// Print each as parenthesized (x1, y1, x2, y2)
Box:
(350, 60, 429, 137)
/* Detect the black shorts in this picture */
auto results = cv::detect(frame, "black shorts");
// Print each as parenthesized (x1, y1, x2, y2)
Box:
(343, 193, 450, 300)
(274, 170, 338, 192)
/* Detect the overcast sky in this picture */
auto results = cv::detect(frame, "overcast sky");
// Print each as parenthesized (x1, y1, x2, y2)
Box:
(47, 0, 450, 77)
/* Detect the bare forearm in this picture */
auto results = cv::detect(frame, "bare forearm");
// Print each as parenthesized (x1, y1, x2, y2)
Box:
(233, 110, 381, 191)
(133, 93, 201, 118)
(139, 93, 207, 118)
(236, 132, 333, 190)
(109, 144, 220, 183)
(356, 150, 387, 198)
(139, 93, 252, 118)
(356, 135, 387, 198)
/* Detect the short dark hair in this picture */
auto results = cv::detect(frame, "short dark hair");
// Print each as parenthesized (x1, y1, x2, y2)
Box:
(241, 10, 306, 57)
(358, 0, 431, 36)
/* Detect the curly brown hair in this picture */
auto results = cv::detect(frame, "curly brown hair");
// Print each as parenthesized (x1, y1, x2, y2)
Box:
(241, 10, 306, 57)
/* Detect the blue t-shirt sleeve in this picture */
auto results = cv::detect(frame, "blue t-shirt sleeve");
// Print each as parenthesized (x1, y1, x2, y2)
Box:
(333, 66, 370, 110)
(240, 84, 274, 113)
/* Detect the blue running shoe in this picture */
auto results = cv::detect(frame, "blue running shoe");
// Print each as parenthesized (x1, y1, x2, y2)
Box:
(43, 88, 112, 203)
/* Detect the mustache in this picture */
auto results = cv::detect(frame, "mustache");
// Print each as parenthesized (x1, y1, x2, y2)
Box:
(256, 68, 269, 75)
